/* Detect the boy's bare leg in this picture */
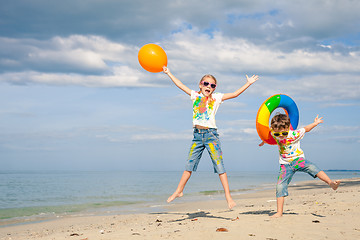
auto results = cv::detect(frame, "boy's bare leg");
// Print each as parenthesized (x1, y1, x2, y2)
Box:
(271, 197, 284, 218)
(316, 171, 341, 190)
(219, 172, 236, 209)
(167, 170, 192, 203)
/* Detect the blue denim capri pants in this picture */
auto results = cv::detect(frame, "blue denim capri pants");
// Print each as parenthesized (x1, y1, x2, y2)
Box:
(276, 158, 321, 198)
(185, 128, 226, 174)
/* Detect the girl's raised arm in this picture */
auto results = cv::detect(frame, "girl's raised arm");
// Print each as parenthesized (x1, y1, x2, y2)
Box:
(163, 67, 191, 96)
(222, 75, 259, 101)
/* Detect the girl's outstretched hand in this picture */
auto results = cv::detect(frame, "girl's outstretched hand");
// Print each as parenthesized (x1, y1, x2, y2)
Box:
(163, 66, 170, 74)
(246, 74, 259, 84)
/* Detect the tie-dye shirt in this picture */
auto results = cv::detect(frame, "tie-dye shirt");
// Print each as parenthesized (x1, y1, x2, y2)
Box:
(191, 90, 224, 129)
(273, 128, 306, 165)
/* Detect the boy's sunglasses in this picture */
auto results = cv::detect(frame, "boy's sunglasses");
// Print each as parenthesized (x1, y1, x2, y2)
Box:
(202, 81, 217, 89)
(272, 131, 289, 137)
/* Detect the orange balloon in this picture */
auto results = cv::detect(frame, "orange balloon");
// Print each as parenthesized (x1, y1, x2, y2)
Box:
(138, 44, 167, 73)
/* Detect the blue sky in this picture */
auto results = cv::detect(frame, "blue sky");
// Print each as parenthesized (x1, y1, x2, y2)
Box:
(1, 0, 359, 171)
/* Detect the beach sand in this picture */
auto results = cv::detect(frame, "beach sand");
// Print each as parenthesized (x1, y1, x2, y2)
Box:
(1, 177, 359, 240)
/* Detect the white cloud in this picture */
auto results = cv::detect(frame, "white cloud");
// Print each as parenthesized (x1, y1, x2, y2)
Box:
(164, 29, 360, 75)
(95, 128, 192, 143)
(0, 69, 152, 87)
(0, 35, 138, 74)
(254, 74, 360, 101)
(1, 32, 359, 102)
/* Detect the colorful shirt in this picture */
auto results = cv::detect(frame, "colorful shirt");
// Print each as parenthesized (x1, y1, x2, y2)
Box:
(191, 90, 224, 129)
(273, 128, 306, 165)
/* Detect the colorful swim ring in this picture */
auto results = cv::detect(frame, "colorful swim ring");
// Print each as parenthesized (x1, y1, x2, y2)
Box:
(256, 94, 299, 145)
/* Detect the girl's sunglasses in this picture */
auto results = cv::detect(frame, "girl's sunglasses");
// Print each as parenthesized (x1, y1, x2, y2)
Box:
(202, 81, 217, 89)
(272, 131, 289, 137)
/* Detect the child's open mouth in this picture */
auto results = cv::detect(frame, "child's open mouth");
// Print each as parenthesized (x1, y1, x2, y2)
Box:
(205, 89, 211, 94)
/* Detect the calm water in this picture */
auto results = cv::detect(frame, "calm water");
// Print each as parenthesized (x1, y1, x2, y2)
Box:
(0, 170, 358, 224)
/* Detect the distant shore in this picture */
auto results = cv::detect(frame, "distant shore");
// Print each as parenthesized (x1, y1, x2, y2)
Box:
(1, 177, 359, 240)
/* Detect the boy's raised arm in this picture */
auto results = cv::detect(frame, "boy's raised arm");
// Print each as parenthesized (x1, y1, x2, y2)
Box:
(304, 115, 324, 132)
(163, 67, 192, 96)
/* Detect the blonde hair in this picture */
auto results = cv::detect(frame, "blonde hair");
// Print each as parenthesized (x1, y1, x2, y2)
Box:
(199, 74, 217, 85)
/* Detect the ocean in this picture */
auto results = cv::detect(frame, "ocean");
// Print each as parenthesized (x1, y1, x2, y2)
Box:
(0, 170, 358, 226)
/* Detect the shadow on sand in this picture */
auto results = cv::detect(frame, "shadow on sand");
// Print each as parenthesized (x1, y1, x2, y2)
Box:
(150, 210, 233, 222)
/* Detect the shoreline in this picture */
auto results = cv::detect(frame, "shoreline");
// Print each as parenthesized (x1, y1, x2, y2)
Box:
(1, 170, 357, 224)
(0, 182, 274, 228)
(1, 177, 359, 239)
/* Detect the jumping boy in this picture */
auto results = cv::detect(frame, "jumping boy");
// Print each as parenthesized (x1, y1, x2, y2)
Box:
(259, 113, 340, 217)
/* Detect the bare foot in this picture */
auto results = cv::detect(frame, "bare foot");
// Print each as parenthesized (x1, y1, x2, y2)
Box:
(329, 180, 341, 190)
(167, 192, 183, 203)
(270, 212, 283, 218)
(227, 199, 236, 209)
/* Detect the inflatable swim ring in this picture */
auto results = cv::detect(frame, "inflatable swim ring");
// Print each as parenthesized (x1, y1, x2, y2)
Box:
(256, 94, 299, 145)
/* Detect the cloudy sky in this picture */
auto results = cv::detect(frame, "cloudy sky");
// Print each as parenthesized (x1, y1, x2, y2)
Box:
(1, 0, 359, 172)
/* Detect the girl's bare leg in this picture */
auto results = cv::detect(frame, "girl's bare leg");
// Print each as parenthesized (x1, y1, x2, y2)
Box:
(167, 171, 192, 203)
(219, 173, 236, 209)
(316, 171, 341, 190)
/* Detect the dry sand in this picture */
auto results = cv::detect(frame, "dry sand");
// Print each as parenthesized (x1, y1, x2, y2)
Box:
(1, 178, 359, 240)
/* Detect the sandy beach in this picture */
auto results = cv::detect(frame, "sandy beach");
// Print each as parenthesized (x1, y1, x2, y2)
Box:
(1, 177, 359, 240)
